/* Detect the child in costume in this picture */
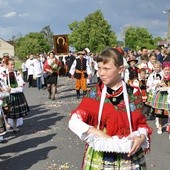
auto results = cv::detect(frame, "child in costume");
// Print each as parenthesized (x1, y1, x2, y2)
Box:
(146, 61, 163, 125)
(150, 61, 170, 135)
(2, 58, 29, 132)
(124, 56, 139, 87)
(69, 48, 152, 170)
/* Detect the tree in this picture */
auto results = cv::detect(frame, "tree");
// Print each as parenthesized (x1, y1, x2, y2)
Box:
(40, 25, 54, 49)
(68, 10, 117, 52)
(153, 36, 163, 46)
(123, 26, 154, 50)
(15, 32, 51, 60)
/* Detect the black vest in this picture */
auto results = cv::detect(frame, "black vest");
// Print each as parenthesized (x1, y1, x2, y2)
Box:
(128, 66, 139, 80)
(74, 58, 88, 79)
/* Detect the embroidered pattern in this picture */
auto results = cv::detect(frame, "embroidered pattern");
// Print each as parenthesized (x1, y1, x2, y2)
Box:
(87, 85, 142, 112)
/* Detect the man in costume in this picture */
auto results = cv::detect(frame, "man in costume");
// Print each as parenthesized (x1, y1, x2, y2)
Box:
(69, 51, 91, 99)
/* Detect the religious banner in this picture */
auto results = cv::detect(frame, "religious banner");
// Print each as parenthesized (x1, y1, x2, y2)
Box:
(53, 34, 69, 55)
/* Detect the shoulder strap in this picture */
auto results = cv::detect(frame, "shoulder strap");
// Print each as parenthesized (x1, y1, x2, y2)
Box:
(122, 81, 132, 134)
(97, 82, 132, 134)
(97, 85, 106, 129)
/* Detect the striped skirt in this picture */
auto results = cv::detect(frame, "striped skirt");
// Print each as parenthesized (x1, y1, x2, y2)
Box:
(82, 147, 146, 170)
(7, 92, 29, 119)
(150, 91, 170, 118)
(146, 91, 154, 106)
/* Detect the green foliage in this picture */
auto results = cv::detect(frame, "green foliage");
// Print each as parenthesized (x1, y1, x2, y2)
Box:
(153, 36, 163, 46)
(15, 32, 51, 60)
(68, 10, 117, 52)
(40, 25, 54, 49)
(124, 26, 154, 50)
(15, 60, 22, 70)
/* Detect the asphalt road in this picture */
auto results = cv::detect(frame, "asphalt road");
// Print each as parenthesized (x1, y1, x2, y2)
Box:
(0, 77, 170, 170)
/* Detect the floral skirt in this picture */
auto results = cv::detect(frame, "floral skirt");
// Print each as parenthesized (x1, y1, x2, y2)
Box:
(82, 147, 146, 170)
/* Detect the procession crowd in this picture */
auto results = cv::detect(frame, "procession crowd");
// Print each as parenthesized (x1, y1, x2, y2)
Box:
(0, 45, 170, 169)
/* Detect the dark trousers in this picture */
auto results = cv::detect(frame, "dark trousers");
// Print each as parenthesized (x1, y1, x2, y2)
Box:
(28, 75, 33, 87)
(22, 71, 27, 82)
(36, 77, 42, 90)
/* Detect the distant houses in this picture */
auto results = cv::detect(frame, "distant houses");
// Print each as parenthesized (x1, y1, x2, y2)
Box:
(0, 38, 14, 58)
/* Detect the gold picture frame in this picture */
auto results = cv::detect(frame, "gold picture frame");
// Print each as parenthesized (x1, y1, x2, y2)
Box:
(53, 34, 69, 55)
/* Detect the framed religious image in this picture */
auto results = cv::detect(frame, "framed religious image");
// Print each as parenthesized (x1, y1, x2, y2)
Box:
(53, 34, 69, 55)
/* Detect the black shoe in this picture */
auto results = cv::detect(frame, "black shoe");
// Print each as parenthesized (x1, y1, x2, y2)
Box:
(76, 90, 80, 99)
(83, 91, 87, 97)
(51, 97, 55, 100)
(13, 128, 20, 133)
(0, 139, 8, 143)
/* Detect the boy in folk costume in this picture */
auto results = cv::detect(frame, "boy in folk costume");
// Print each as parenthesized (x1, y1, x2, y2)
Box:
(2, 58, 29, 132)
(69, 48, 152, 170)
(124, 56, 139, 87)
(69, 51, 91, 99)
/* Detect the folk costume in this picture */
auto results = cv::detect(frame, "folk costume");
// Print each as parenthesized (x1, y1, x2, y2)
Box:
(124, 57, 139, 86)
(69, 81, 152, 170)
(3, 70, 29, 128)
(146, 71, 162, 106)
(69, 51, 91, 99)
(150, 73, 170, 118)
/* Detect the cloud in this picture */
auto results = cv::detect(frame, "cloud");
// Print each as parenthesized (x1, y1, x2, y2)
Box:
(4, 11, 17, 18)
(3, 11, 28, 18)
(18, 13, 28, 17)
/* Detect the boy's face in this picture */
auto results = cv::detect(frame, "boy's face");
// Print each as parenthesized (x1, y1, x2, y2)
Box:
(149, 56, 156, 64)
(154, 64, 161, 73)
(140, 71, 146, 79)
(129, 61, 136, 67)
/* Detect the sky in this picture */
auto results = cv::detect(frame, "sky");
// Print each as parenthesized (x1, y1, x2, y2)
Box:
(0, 0, 170, 42)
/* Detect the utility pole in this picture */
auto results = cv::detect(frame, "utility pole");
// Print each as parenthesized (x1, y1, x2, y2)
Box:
(163, 9, 170, 41)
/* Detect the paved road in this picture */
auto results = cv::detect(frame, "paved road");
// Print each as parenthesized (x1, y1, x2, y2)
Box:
(0, 77, 170, 170)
